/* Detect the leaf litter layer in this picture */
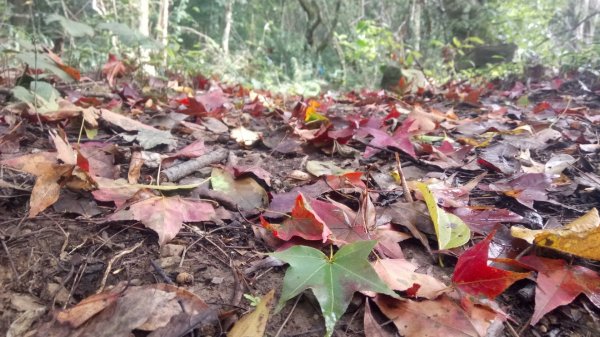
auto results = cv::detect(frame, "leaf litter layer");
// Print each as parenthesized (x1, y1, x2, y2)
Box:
(0, 53, 599, 336)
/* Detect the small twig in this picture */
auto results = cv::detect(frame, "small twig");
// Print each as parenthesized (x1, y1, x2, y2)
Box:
(274, 294, 303, 337)
(506, 321, 521, 337)
(1, 238, 19, 284)
(395, 153, 413, 203)
(517, 317, 532, 336)
(150, 259, 175, 285)
(97, 240, 143, 293)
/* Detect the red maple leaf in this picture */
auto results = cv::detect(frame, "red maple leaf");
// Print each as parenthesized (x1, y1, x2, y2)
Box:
(452, 230, 530, 298)
(260, 193, 332, 242)
(519, 255, 600, 325)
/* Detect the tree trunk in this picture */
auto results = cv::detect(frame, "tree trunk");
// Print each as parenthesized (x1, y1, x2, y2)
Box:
(410, 0, 423, 51)
(157, 0, 169, 66)
(7, 0, 30, 27)
(222, 0, 233, 56)
(138, 0, 150, 58)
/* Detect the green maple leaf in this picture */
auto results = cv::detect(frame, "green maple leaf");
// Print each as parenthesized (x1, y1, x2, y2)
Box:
(272, 240, 397, 337)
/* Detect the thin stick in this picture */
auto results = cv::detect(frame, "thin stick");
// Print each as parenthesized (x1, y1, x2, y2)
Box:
(274, 294, 303, 337)
(1, 238, 19, 284)
(506, 321, 520, 337)
(96, 240, 143, 293)
(395, 152, 413, 202)
(150, 259, 175, 285)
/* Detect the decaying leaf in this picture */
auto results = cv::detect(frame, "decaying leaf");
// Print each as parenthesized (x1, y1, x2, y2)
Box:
(511, 208, 600, 261)
(374, 294, 501, 337)
(36, 283, 216, 337)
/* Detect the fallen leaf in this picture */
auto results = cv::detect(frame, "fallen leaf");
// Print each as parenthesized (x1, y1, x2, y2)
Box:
(109, 195, 215, 246)
(415, 182, 470, 249)
(364, 300, 395, 337)
(230, 126, 261, 147)
(102, 54, 127, 87)
(310, 198, 369, 245)
(228, 289, 275, 337)
(511, 208, 600, 261)
(272, 241, 397, 337)
(211, 167, 269, 212)
(480, 173, 552, 209)
(519, 255, 600, 325)
(39, 283, 216, 337)
(453, 207, 523, 233)
(370, 258, 448, 299)
(261, 193, 332, 242)
(305, 160, 352, 177)
(374, 294, 500, 337)
(452, 231, 530, 299)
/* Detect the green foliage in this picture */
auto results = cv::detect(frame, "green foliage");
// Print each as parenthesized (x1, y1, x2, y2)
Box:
(272, 241, 396, 337)
(336, 20, 403, 88)
(12, 81, 60, 113)
(2, 0, 599, 92)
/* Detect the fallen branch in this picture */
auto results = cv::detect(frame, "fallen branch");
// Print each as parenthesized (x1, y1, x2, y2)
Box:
(160, 148, 228, 182)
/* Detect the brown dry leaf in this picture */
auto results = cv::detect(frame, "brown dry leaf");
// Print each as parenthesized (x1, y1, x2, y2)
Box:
(29, 166, 71, 218)
(1, 152, 86, 217)
(210, 167, 269, 212)
(55, 284, 125, 328)
(364, 300, 395, 337)
(128, 150, 143, 184)
(374, 294, 500, 337)
(228, 289, 275, 337)
(368, 259, 448, 299)
(38, 283, 216, 337)
(49, 129, 77, 165)
(511, 208, 600, 261)
(109, 195, 216, 246)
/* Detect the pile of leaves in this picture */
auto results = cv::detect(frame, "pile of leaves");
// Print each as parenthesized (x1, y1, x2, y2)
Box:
(0, 50, 599, 337)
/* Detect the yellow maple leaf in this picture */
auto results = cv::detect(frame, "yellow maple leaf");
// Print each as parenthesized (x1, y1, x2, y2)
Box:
(511, 208, 600, 261)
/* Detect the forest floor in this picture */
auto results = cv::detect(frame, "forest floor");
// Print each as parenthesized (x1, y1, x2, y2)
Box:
(0, 59, 600, 337)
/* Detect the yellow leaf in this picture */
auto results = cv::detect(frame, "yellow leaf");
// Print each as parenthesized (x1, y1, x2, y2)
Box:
(305, 100, 328, 123)
(511, 208, 600, 260)
(228, 289, 275, 337)
(415, 182, 470, 249)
